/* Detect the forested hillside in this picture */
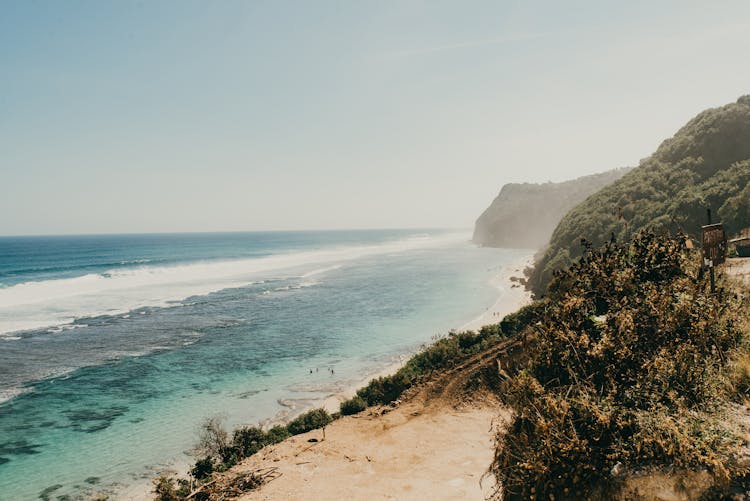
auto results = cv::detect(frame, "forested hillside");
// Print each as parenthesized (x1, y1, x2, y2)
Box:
(529, 95, 750, 296)
(472, 169, 629, 249)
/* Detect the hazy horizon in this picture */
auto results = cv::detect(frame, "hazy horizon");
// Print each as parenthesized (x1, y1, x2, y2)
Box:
(3, 1, 750, 235)
(0, 225, 469, 238)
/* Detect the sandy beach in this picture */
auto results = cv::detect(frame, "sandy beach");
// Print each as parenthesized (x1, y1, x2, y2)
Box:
(460, 256, 532, 332)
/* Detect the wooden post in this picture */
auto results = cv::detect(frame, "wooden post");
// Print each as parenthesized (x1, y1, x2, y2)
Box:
(707, 208, 716, 294)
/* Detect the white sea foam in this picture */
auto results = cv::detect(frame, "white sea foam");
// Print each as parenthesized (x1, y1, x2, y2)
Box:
(0, 386, 29, 403)
(47, 324, 86, 334)
(0, 232, 468, 336)
(301, 264, 342, 278)
(120, 259, 152, 265)
(0, 365, 78, 404)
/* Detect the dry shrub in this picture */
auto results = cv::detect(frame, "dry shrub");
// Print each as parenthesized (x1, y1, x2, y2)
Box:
(493, 231, 749, 500)
(197, 416, 229, 459)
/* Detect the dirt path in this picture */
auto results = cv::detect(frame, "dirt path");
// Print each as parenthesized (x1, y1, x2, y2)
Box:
(229, 341, 520, 500)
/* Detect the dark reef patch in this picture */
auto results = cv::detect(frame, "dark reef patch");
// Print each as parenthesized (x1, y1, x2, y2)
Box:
(38, 483, 63, 501)
(0, 439, 43, 456)
(65, 406, 128, 433)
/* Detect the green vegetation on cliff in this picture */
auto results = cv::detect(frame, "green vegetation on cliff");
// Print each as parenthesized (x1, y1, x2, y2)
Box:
(529, 96, 750, 295)
(473, 168, 629, 249)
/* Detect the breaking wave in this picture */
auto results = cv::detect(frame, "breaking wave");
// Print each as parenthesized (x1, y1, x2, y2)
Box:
(0, 232, 467, 336)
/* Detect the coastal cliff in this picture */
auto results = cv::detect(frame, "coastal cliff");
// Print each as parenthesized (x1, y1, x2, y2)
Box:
(472, 169, 629, 249)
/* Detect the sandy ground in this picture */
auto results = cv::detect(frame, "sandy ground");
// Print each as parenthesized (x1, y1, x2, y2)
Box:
(237, 398, 508, 501)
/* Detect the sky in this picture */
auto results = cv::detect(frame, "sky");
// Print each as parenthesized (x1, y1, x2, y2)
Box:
(2, 1, 750, 235)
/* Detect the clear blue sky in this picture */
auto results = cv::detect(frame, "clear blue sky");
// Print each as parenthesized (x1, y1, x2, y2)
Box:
(2, 1, 749, 235)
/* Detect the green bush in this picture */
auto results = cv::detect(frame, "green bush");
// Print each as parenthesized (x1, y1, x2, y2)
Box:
(339, 396, 367, 415)
(190, 457, 214, 480)
(231, 426, 267, 458)
(286, 408, 333, 435)
(356, 372, 411, 406)
(265, 424, 291, 444)
(498, 302, 543, 337)
(153, 476, 190, 501)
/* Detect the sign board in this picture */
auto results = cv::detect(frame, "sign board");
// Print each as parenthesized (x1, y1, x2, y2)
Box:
(701, 223, 727, 266)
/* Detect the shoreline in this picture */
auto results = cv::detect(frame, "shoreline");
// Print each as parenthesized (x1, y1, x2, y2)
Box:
(459, 255, 533, 332)
(321, 253, 533, 414)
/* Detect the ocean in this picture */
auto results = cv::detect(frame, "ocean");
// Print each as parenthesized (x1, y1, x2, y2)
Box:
(0, 229, 529, 500)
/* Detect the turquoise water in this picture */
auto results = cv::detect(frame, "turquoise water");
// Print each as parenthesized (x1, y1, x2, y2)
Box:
(0, 230, 528, 499)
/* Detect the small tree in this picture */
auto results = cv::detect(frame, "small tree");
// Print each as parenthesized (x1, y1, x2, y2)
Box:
(197, 415, 229, 458)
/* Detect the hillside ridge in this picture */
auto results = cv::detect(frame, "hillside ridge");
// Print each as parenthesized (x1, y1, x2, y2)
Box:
(529, 95, 750, 295)
(473, 168, 629, 249)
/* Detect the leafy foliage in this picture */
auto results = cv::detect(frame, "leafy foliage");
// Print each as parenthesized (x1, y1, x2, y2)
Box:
(339, 396, 367, 415)
(530, 96, 750, 295)
(228, 426, 270, 462)
(473, 168, 629, 249)
(286, 408, 333, 436)
(493, 232, 748, 500)
(190, 457, 214, 480)
(153, 476, 191, 501)
(265, 425, 292, 444)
